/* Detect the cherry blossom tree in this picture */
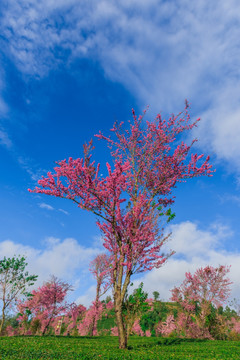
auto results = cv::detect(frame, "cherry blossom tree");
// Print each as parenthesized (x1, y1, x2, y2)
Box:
(171, 265, 232, 309)
(131, 319, 144, 336)
(231, 317, 240, 336)
(29, 102, 213, 348)
(77, 301, 105, 336)
(17, 276, 72, 335)
(88, 253, 111, 336)
(157, 314, 176, 336)
(64, 303, 86, 335)
(171, 265, 232, 337)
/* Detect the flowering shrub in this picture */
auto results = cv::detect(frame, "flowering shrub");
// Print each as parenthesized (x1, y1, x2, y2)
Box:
(111, 326, 119, 336)
(170, 266, 232, 339)
(156, 315, 176, 337)
(77, 301, 104, 336)
(132, 320, 144, 336)
(17, 276, 72, 335)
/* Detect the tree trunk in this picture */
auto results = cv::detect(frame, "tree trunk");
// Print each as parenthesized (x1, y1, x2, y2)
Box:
(114, 289, 127, 349)
(42, 313, 54, 336)
(0, 306, 6, 335)
(89, 282, 101, 336)
(126, 322, 131, 340)
(126, 318, 135, 340)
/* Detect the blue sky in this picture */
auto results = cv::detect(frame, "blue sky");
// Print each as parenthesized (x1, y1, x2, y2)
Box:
(0, 0, 240, 306)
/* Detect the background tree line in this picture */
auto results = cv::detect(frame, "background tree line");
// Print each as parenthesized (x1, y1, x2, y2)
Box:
(1, 254, 239, 341)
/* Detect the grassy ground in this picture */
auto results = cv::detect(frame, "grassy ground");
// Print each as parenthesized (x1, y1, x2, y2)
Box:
(0, 336, 240, 359)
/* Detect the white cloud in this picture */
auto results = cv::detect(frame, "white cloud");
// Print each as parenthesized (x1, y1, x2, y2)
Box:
(0, 68, 8, 118)
(92, 235, 104, 248)
(58, 208, 69, 215)
(0, 222, 239, 307)
(38, 204, 70, 215)
(1, 0, 240, 172)
(76, 285, 96, 307)
(0, 237, 101, 300)
(0, 98, 8, 119)
(194, 86, 240, 172)
(167, 221, 233, 260)
(218, 193, 240, 207)
(135, 221, 240, 304)
(39, 202, 54, 211)
(0, 129, 12, 149)
(76, 284, 112, 307)
(0, 68, 10, 149)
(17, 156, 45, 181)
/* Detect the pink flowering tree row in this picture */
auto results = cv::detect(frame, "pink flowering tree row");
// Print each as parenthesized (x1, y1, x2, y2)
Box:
(4, 264, 240, 339)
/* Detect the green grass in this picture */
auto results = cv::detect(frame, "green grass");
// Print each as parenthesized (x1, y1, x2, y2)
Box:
(0, 336, 240, 359)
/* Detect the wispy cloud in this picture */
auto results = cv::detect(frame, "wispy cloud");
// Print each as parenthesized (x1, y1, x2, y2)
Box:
(58, 209, 69, 215)
(17, 156, 45, 181)
(0, 129, 12, 149)
(1, 0, 240, 172)
(0, 67, 8, 118)
(0, 68, 10, 149)
(38, 203, 70, 214)
(39, 202, 54, 211)
(218, 193, 240, 207)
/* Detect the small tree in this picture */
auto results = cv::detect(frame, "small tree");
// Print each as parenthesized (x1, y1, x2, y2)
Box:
(18, 275, 72, 335)
(104, 295, 112, 304)
(171, 265, 232, 338)
(29, 102, 213, 348)
(0, 255, 37, 334)
(64, 303, 86, 335)
(88, 253, 111, 335)
(153, 291, 160, 301)
(140, 300, 168, 336)
(123, 282, 150, 338)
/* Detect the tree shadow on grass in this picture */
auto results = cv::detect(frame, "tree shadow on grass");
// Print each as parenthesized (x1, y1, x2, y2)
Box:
(128, 337, 207, 350)
(157, 338, 207, 346)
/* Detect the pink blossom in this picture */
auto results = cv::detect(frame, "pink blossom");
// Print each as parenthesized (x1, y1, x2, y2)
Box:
(111, 326, 119, 336)
(131, 320, 144, 336)
(231, 317, 240, 334)
(158, 315, 176, 336)
(145, 330, 151, 337)
(17, 276, 72, 335)
(106, 301, 114, 310)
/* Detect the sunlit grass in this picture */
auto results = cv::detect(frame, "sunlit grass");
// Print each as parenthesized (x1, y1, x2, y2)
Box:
(0, 336, 240, 359)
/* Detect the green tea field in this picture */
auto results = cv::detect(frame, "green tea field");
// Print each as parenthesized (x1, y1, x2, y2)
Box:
(0, 336, 240, 360)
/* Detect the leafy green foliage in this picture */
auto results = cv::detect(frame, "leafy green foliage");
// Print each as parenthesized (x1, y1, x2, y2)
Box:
(2, 315, 19, 329)
(123, 282, 150, 337)
(165, 208, 176, 222)
(152, 291, 160, 301)
(0, 256, 37, 291)
(124, 283, 149, 313)
(97, 309, 116, 333)
(221, 306, 238, 320)
(140, 301, 168, 336)
(104, 296, 112, 304)
(150, 202, 176, 222)
(0, 256, 38, 333)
